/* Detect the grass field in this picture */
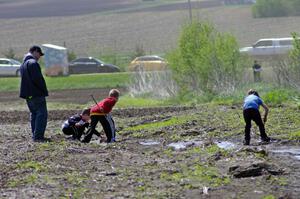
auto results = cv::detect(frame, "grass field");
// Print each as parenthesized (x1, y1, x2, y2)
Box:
(0, 73, 130, 92)
(2, 2, 300, 61)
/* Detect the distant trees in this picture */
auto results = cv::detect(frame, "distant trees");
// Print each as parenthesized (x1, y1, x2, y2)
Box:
(252, 0, 300, 18)
(167, 21, 246, 95)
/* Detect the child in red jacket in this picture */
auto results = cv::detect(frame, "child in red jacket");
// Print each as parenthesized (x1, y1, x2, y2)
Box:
(82, 89, 119, 143)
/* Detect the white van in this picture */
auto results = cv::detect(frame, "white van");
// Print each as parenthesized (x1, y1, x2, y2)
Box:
(239, 38, 294, 57)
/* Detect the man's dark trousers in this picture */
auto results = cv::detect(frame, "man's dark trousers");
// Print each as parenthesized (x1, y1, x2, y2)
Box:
(26, 96, 48, 141)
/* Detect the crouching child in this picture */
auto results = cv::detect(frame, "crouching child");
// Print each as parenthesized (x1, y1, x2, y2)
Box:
(62, 108, 92, 140)
(82, 89, 119, 143)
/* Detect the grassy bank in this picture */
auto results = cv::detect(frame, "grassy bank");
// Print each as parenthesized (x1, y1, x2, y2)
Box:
(0, 73, 130, 92)
(173, 83, 300, 107)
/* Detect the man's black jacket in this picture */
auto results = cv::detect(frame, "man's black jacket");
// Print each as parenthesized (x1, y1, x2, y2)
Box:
(19, 54, 48, 99)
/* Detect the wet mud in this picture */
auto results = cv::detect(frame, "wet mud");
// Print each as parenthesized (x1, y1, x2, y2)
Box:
(1, 104, 300, 198)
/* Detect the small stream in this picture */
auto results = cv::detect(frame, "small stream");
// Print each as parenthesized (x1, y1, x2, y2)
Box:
(215, 141, 236, 150)
(270, 147, 300, 160)
(139, 140, 160, 146)
(167, 141, 202, 150)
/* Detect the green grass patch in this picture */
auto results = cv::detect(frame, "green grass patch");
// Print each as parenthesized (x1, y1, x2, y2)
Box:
(17, 160, 47, 172)
(288, 130, 300, 141)
(124, 115, 195, 131)
(177, 83, 300, 106)
(65, 172, 88, 186)
(267, 176, 288, 186)
(0, 73, 130, 92)
(262, 195, 276, 199)
(63, 187, 89, 199)
(116, 95, 172, 108)
(203, 144, 230, 156)
(7, 173, 39, 187)
(160, 163, 230, 187)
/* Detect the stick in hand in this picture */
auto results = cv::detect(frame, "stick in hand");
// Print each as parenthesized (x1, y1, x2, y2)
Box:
(90, 95, 102, 112)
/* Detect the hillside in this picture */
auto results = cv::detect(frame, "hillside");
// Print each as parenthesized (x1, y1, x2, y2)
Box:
(1, 2, 300, 58)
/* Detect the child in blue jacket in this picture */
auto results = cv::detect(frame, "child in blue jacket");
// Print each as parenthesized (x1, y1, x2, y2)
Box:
(243, 89, 270, 145)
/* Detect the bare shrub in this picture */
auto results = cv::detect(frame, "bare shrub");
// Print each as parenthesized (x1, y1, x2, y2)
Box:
(2, 48, 16, 59)
(270, 34, 300, 90)
(128, 67, 178, 98)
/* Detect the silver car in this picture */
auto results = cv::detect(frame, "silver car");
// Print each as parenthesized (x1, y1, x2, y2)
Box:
(0, 58, 21, 76)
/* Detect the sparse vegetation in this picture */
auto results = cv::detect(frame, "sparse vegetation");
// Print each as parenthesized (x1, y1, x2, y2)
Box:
(252, 0, 300, 18)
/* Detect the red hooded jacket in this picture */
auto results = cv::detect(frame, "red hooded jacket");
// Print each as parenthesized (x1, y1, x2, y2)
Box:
(90, 97, 117, 116)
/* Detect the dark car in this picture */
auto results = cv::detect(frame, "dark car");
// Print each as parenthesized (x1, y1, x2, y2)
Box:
(69, 57, 120, 74)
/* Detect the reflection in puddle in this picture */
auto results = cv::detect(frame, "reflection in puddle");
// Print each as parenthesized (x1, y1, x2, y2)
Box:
(271, 148, 300, 160)
(139, 140, 160, 146)
(215, 141, 236, 150)
(168, 141, 202, 150)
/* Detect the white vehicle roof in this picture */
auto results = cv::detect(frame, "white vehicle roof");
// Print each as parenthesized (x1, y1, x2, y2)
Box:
(256, 37, 294, 42)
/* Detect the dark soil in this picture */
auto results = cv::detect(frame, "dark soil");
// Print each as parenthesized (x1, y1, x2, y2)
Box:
(0, 91, 300, 198)
(0, 88, 127, 104)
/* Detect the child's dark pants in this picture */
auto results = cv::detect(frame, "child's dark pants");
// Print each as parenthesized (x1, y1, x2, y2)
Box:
(82, 115, 113, 143)
(243, 108, 269, 143)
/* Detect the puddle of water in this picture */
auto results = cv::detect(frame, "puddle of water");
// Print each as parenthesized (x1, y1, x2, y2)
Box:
(215, 141, 236, 150)
(271, 148, 300, 160)
(139, 140, 160, 146)
(167, 141, 202, 150)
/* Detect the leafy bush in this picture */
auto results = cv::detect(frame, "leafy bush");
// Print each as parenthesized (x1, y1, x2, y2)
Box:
(167, 21, 246, 95)
(252, 0, 300, 18)
(262, 89, 297, 105)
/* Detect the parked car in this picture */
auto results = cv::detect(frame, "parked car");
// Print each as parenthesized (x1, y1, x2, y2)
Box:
(128, 55, 168, 71)
(69, 57, 120, 74)
(239, 37, 294, 57)
(0, 58, 21, 76)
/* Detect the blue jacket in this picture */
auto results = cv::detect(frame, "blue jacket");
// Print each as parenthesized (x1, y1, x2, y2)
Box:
(243, 94, 263, 110)
(19, 54, 48, 99)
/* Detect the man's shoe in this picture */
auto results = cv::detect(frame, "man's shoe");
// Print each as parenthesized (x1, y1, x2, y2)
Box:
(261, 137, 270, 143)
(243, 140, 250, 146)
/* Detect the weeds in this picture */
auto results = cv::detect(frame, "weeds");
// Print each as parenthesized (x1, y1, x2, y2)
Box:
(262, 195, 276, 199)
(17, 160, 47, 172)
(124, 115, 195, 131)
(160, 163, 230, 187)
(288, 130, 300, 141)
(7, 173, 39, 188)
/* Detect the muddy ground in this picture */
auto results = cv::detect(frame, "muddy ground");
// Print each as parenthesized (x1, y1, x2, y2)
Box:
(0, 91, 300, 198)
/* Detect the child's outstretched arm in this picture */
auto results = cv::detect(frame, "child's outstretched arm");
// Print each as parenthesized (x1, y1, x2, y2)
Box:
(261, 103, 269, 123)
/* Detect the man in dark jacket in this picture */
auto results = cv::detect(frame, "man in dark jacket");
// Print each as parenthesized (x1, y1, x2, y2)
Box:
(19, 45, 49, 142)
